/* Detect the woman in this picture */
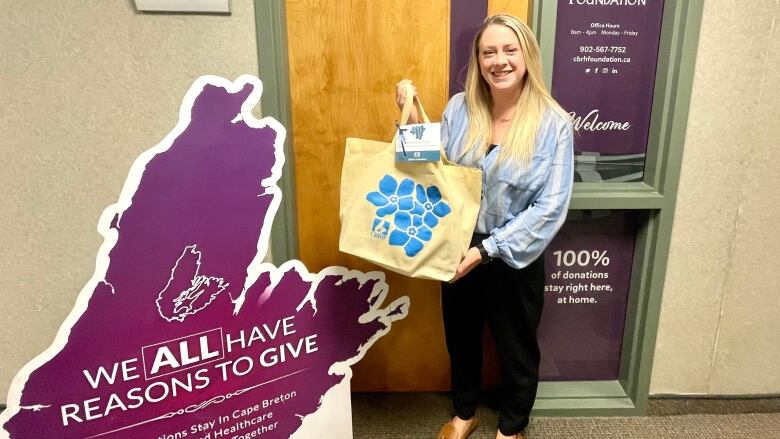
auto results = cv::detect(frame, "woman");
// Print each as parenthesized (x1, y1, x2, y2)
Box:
(396, 14, 573, 439)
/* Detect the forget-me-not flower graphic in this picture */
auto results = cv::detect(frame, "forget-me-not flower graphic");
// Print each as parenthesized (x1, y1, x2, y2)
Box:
(365, 175, 451, 258)
(388, 211, 433, 257)
(366, 175, 415, 217)
(409, 125, 426, 140)
(409, 184, 452, 228)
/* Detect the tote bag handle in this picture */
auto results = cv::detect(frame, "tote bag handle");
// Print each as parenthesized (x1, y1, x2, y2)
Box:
(397, 83, 453, 165)
(400, 83, 431, 125)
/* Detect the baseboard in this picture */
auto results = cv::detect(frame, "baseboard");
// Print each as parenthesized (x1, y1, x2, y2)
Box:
(647, 394, 780, 416)
(650, 393, 780, 400)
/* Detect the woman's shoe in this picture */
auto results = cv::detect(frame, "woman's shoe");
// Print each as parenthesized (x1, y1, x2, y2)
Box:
(437, 417, 479, 439)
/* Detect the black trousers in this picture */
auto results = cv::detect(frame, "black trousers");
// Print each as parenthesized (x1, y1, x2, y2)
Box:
(441, 248, 545, 435)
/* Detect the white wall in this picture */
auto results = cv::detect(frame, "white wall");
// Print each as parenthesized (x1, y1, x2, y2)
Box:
(0, 0, 259, 400)
(1, 0, 779, 402)
(650, 0, 780, 394)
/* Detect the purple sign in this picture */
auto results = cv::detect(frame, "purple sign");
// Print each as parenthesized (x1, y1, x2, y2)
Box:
(552, 0, 665, 181)
(0, 76, 409, 438)
(449, 0, 487, 97)
(538, 211, 637, 381)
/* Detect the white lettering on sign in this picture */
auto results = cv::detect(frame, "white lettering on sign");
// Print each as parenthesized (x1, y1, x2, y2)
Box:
(569, 109, 631, 132)
(140, 328, 224, 379)
(149, 335, 221, 375)
(570, 0, 646, 6)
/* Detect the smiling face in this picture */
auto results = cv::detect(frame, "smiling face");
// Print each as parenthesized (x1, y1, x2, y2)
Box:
(477, 24, 527, 96)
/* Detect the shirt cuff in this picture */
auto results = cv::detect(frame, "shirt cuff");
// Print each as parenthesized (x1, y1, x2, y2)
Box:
(482, 237, 499, 260)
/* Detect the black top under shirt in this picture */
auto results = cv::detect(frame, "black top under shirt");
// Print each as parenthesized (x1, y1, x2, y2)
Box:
(475, 143, 500, 262)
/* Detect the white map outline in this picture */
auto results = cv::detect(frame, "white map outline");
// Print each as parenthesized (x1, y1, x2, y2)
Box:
(155, 244, 229, 322)
(0, 75, 410, 439)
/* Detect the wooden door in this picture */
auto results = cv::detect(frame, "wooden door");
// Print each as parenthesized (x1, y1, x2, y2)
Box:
(285, 0, 530, 391)
(285, 0, 450, 391)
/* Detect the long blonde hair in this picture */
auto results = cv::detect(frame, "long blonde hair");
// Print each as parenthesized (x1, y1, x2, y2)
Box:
(461, 14, 567, 166)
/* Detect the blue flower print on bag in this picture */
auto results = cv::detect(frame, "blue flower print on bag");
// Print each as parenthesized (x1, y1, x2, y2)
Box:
(366, 175, 415, 217)
(365, 175, 451, 257)
(388, 212, 433, 257)
(410, 184, 452, 228)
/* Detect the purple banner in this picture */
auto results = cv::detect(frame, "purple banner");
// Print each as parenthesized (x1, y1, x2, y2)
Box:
(551, 0, 665, 157)
(1, 76, 409, 438)
(538, 211, 637, 381)
(449, 0, 488, 97)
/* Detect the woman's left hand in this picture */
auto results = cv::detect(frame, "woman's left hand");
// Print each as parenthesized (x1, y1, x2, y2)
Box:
(449, 247, 483, 283)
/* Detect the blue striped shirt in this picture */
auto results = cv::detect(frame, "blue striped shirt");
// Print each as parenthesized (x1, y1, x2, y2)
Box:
(441, 93, 574, 269)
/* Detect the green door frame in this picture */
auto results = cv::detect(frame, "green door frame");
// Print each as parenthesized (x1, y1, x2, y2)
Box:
(255, 0, 704, 416)
(530, 0, 704, 415)
(255, 0, 298, 264)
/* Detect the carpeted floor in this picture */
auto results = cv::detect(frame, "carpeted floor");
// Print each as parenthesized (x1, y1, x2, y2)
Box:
(351, 393, 780, 438)
(1, 395, 778, 438)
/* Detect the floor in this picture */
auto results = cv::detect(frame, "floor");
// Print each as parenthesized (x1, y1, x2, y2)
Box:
(351, 392, 780, 438)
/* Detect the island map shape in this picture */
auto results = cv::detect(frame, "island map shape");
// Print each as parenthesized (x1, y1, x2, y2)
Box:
(1, 75, 409, 439)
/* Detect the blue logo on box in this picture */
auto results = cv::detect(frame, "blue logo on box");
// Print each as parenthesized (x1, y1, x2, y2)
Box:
(409, 125, 426, 140)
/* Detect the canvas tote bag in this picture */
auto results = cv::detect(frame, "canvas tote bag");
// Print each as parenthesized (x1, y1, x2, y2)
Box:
(338, 87, 482, 281)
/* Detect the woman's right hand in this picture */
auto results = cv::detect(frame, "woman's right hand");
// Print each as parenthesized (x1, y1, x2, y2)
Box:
(395, 79, 420, 125)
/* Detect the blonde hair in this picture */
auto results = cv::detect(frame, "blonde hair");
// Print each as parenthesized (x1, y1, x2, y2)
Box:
(461, 14, 567, 166)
